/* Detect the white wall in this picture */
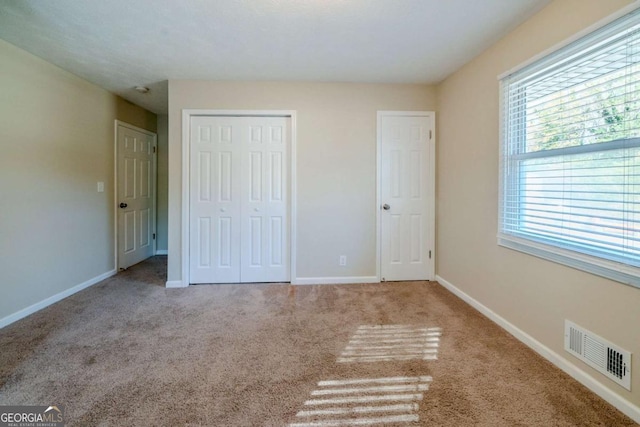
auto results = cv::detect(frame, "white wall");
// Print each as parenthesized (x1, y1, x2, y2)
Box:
(0, 39, 156, 324)
(436, 0, 640, 412)
(167, 81, 436, 283)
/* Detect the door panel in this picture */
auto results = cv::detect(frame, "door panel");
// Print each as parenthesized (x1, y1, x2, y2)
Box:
(124, 157, 135, 198)
(218, 216, 233, 268)
(140, 159, 151, 198)
(250, 216, 262, 266)
(250, 152, 262, 202)
(270, 153, 283, 201)
(240, 117, 289, 283)
(410, 214, 422, 262)
(117, 124, 156, 269)
(189, 116, 290, 284)
(140, 209, 151, 247)
(380, 114, 433, 281)
(198, 217, 211, 267)
(199, 152, 212, 201)
(123, 211, 135, 252)
(270, 217, 283, 266)
(218, 152, 232, 201)
(189, 117, 242, 283)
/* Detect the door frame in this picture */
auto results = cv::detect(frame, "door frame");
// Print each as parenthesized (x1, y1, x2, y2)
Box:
(376, 111, 436, 281)
(113, 120, 158, 270)
(181, 109, 297, 286)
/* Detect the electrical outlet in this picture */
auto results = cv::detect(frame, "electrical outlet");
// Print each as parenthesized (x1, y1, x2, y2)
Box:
(339, 255, 347, 266)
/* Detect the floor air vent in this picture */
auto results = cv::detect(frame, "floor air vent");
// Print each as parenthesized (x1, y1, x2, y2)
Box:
(564, 320, 631, 390)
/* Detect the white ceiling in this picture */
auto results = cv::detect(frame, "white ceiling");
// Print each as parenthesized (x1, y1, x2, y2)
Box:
(0, 0, 550, 114)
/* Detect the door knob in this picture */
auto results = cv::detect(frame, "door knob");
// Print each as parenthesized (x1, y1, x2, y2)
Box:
(383, 204, 390, 210)
(119, 203, 128, 209)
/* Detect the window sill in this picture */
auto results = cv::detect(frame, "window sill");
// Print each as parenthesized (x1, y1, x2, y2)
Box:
(497, 233, 640, 289)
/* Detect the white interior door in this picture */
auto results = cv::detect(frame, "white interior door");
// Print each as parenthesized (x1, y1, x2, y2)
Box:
(117, 123, 156, 269)
(189, 116, 290, 284)
(379, 113, 434, 281)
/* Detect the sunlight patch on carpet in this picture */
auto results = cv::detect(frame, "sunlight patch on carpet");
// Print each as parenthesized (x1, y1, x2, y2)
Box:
(289, 376, 431, 426)
(337, 325, 442, 363)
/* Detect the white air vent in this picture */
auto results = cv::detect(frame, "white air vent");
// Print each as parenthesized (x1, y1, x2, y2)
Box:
(564, 320, 631, 390)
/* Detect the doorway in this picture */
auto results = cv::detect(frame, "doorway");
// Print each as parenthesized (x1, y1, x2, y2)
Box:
(377, 111, 435, 281)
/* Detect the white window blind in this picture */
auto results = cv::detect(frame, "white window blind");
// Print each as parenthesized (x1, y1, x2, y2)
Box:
(499, 8, 640, 287)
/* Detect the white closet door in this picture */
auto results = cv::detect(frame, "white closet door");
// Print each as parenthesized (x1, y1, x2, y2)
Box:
(190, 117, 242, 283)
(189, 116, 289, 284)
(240, 117, 289, 282)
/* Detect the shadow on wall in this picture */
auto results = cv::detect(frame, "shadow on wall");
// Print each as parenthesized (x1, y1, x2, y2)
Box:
(116, 97, 157, 133)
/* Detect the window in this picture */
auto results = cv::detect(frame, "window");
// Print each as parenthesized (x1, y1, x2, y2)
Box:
(499, 8, 640, 287)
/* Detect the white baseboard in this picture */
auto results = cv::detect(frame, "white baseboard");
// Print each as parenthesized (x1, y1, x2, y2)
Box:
(166, 277, 378, 287)
(155, 249, 168, 255)
(0, 269, 117, 329)
(435, 274, 640, 424)
(165, 280, 188, 288)
(293, 276, 378, 285)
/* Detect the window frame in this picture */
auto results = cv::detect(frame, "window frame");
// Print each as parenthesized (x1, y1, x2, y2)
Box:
(497, 4, 640, 289)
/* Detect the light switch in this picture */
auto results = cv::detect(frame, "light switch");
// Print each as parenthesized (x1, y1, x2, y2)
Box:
(97, 182, 104, 192)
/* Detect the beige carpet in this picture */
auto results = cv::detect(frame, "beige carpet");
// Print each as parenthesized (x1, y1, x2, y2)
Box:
(0, 256, 636, 426)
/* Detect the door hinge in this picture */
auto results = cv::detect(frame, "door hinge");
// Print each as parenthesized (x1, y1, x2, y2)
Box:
(429, 130, 432, 140)
(429, 250, 432, 259)
(153, 233, 156, 240)
(153, 146, 156, 153)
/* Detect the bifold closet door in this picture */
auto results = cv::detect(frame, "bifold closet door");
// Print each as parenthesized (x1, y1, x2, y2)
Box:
(189, 116, 289, 284)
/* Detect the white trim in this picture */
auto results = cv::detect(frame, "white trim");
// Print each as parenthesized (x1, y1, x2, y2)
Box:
(155, 249, 168, 255)
(165, 280, 188, 288)
(376, 111, 436, 282)
(113, 121, 118, 271)
(498, 1, 640, 80)
(435, 274, 640, 424)
(427, 113, 436, 281)
(290, 116, 298, 283)
(181, 110, 190, 287)
(180, 109, 297, 287)
(293, 276, 379, 286)
(512, 137, 640, 161)
(0, 270, 116, 329)
(114, 120, 158, 270)
(376, 113, 381, 281)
